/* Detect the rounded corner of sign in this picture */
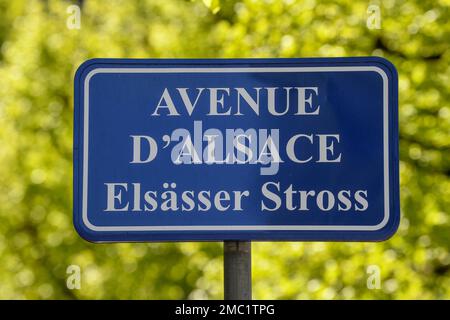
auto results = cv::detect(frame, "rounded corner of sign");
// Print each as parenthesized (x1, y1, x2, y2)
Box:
(73, 215, 101, 243)
(367, 57, 398, 82)
(372, 214, 400, 242)
(74, 59, 104, 84)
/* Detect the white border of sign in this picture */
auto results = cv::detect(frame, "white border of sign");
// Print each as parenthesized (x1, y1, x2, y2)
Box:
(82, 66, 389, 232)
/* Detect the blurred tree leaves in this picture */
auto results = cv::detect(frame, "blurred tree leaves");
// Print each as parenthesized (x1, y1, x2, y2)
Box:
(0, 0, 448, 299)
(200, 0, 221, 14)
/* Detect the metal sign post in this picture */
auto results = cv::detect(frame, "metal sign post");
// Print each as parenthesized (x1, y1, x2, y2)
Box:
(224, 241, 252, 300)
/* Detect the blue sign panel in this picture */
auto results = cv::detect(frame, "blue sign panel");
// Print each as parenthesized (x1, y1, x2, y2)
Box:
(73, 57, 399, 242)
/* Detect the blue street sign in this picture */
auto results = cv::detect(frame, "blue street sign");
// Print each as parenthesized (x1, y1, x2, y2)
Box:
(73, 57, 399, 242)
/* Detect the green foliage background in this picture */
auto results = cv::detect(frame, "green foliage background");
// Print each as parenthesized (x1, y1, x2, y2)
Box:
(0, 0, 448, 299)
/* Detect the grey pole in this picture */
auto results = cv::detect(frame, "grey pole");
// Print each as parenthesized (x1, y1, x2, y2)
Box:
(224, 241, 252, 300)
